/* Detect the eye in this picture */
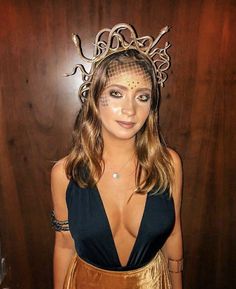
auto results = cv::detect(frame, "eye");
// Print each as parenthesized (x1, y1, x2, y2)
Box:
(109, 90, 122, 98)
(138, 94, 151, 102)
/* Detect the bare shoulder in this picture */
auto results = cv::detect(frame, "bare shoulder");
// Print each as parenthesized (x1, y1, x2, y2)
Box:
(51, 155, 69, 178)
(166, 147, 182, 168)
(51, 155, 70, 220)
(166, 147, 183, 203)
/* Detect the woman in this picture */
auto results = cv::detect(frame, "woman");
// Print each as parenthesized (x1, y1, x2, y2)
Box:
(51, 23, 183, 289)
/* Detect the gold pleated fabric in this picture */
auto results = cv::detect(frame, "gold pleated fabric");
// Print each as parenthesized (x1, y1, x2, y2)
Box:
(63, 250, 172, 289)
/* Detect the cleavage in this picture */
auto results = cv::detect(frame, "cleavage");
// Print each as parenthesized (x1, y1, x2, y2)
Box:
(96, 178, 148, 267)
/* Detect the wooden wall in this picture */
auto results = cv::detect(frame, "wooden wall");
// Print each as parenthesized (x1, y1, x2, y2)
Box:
(0, 0, 235, 288)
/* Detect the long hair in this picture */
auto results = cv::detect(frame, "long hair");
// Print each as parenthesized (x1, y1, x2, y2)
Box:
(64, 49, 175, 198)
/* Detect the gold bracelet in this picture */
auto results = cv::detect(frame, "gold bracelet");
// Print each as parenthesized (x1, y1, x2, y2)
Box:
(168, 258, 183, 273)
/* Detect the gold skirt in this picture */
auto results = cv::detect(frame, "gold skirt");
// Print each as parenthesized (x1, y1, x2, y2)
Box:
(63, 250, 172, 289)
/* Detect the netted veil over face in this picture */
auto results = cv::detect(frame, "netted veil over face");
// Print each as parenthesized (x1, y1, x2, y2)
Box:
(64, 23, 171, 104)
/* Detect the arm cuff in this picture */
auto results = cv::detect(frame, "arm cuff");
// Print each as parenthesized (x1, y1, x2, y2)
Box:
(168, 258, 183, 273)
(50, 210, 70, 231)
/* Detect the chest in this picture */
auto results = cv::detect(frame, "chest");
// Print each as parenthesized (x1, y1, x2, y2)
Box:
(95, 169, 148, 237)
(67, 177, 175, 268)
(68, 179, 175, 248)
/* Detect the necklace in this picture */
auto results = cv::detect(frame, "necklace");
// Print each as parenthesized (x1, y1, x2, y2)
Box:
(105, 152, 136, 179)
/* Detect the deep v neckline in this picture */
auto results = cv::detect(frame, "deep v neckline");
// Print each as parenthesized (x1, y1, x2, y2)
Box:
(94, 184, 150, 268)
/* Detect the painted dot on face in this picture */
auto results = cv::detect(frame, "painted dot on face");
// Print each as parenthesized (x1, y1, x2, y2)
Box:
(126, 79, 143, 89)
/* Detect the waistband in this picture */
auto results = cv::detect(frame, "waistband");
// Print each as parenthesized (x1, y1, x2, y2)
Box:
(63, 250, 172, 289)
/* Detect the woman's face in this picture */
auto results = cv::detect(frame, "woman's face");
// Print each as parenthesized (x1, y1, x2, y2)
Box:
(97, 61, 152, 140)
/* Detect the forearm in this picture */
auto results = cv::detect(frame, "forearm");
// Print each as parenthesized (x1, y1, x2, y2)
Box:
(53, 244, 76, 289)
(169, 270, 182, 289)
(166, 231, 183, 289)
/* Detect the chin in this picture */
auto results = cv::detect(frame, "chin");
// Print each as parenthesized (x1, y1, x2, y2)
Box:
(102, 123, 140, 139)
(112, 131, 135, 139)
(109, 129, 137, 140)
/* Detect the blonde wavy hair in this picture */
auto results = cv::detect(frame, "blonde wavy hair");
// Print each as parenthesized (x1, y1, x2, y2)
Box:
(64, 49, 175, 198)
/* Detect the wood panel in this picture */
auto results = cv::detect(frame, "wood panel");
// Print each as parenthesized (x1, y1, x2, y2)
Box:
(0, 0, 235, 288)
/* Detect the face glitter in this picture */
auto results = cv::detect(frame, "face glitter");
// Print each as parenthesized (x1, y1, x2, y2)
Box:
(126, 80, 142, 89)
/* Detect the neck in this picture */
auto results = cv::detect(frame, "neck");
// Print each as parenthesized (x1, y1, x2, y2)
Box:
(101, 131, 136, 163)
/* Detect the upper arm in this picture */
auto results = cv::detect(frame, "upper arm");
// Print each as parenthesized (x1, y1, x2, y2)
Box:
(51, 156, 75, 248)
(161, 147, 183, 259)
(167, 147, 183, 234)
(51, 156, 70, 221)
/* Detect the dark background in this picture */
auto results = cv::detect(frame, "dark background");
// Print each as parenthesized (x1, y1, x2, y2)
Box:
(0, 0, 235, 288)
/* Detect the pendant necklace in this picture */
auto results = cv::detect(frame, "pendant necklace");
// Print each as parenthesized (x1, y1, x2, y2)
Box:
(106, 152, 136, 179)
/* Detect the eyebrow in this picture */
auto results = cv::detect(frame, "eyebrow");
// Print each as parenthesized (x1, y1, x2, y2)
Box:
(105, 84, 151, 93)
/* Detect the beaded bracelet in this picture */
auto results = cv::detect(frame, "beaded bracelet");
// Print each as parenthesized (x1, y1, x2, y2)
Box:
(50, 210, 70, 231)
(168, 258, 184, 273)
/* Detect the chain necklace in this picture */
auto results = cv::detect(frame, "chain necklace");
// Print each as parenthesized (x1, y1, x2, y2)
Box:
(105, 152, 136, 179)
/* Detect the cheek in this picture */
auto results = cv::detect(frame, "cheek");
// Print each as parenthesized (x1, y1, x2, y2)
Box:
(99, 95, 122, 115)
(138, 104, 151, 120)
(99, 95, 109, 107)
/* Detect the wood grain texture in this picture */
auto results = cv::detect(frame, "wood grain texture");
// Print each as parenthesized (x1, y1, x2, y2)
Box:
(0, 0, 235, 288)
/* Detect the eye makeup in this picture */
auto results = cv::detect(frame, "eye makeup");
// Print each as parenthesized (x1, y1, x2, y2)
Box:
(109, 90, 122, 98)
(107, 89, 151, 103)
(138, 94, 151, 102)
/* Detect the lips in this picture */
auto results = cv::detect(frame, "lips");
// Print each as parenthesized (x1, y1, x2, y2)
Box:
(117, 121, 135, 125)
(116, 120, 136, 128)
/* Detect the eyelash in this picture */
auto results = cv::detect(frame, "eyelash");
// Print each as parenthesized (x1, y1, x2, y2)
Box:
(110, 90, 122, 97)
(109, 90, 150, 102)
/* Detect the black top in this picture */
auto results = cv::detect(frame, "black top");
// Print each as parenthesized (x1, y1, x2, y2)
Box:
(66, 176, 175, 271)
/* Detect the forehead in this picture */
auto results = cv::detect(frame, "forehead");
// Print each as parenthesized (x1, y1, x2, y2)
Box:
(105, 61, 152, 87)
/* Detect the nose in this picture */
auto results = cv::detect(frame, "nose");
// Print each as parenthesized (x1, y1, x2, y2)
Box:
(121, 98, 136, 116)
